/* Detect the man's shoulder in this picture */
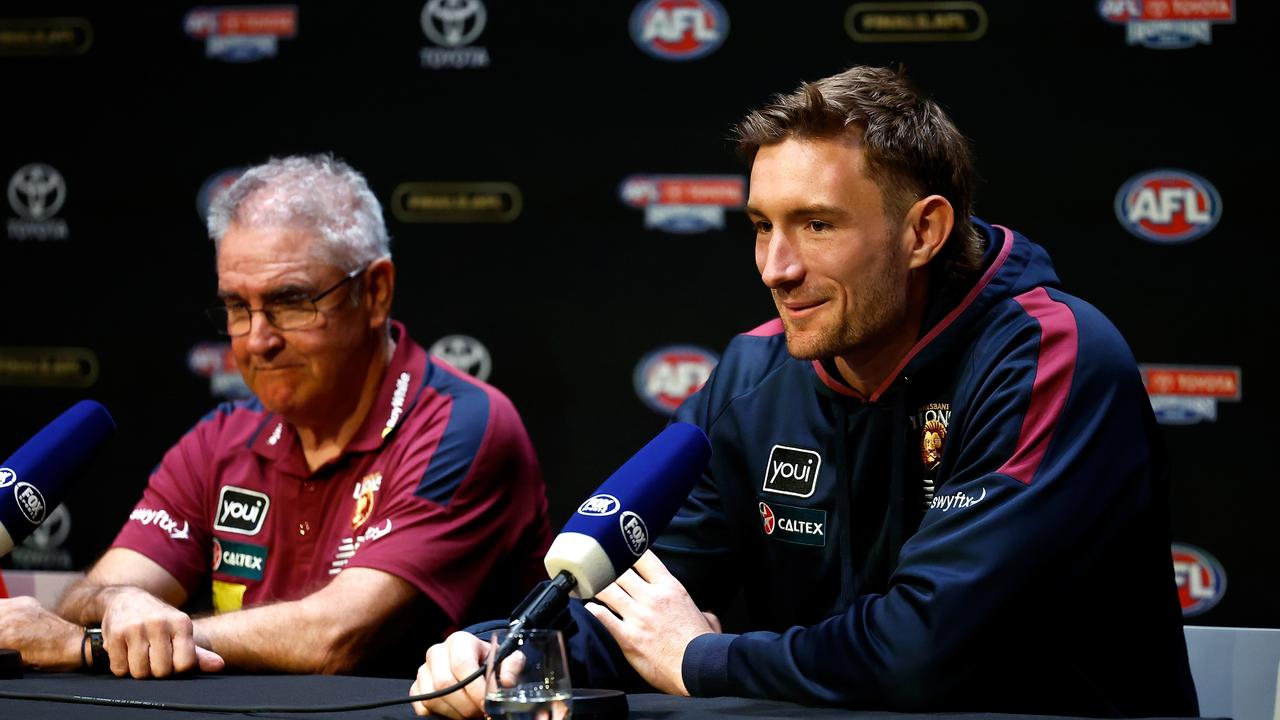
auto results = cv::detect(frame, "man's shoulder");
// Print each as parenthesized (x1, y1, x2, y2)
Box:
(718, 318, 793, 376)
(392, 355, 532, 463)
(971, 287, 1137, 369)
(685, 318, 805, 421)
(957, 286, 1144, 410)
(187, 397, 270, 442)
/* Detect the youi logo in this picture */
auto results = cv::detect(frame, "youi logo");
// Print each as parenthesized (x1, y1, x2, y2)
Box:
(1114, 169, 1222, 244)
(762, 445, 822, 498)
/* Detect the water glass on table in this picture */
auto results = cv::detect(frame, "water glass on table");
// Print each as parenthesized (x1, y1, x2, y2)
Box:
(484, 628, 572, 720)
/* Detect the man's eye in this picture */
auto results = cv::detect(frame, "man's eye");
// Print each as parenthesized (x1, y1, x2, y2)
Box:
(753, 220, 772, 234)
(807, 220, 832, 232)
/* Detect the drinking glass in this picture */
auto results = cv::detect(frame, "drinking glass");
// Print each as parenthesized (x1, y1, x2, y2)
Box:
(484, 628, 572, 720)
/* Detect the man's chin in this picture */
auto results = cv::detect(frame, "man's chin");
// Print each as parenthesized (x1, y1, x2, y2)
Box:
(253, 385, 300, 416)
(782, 331, 836, 361)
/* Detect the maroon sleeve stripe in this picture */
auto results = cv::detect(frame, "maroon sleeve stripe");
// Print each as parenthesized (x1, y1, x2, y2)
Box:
(998, 287, 1079, 485)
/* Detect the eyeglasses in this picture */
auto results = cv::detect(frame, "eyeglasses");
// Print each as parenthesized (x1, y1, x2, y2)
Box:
(205, 265, 368, 337)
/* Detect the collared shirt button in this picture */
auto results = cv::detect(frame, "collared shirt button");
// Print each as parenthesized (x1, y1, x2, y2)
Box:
(303, 482, 316, 493)
(298, 521, 311, 536)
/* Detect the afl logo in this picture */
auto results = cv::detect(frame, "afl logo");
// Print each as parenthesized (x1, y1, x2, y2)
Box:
(196, 167, 246, 222)
(620, 511, 649, 556)
(212, 538, 223, 572)
(1172, 542, 1227, 617)
(577, 494, 621, 517)
(1115, 169, 1222, 244)
(629, 0, 728, 61)
(758, 502, 775, 535)
(634, 345, 718, 414)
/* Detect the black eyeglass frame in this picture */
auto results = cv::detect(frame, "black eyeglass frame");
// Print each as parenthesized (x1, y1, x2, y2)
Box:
(205, 264, 369, 337)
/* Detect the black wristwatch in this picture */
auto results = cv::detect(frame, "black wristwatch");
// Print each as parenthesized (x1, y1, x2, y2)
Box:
(81, 627, 109, 673)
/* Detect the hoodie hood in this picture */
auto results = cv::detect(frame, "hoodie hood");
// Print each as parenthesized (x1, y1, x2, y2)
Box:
(813, 218, 1062, 402)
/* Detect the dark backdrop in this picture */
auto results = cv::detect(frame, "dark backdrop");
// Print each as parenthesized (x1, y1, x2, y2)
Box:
(1, 1, 1273, 628)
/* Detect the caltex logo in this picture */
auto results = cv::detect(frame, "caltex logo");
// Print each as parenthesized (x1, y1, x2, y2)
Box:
(629, 0, 728, 61)
(1172, 542, 1226, 617)
(1115, 169, 1221, 244)
(759, 502, 775, 535)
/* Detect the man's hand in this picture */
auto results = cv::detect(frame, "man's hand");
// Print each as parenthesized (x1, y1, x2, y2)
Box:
(585, 551, 718, 696)
(99, 587, 224, 678)
(0, 596, 83, 671)
(409, 631, 491, 718)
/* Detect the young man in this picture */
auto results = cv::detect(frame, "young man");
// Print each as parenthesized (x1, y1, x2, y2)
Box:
(412, 66, 1197, 717)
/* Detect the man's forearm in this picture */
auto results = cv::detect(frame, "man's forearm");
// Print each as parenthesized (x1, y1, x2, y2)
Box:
(56, 580, 138, 625)
(194, 599, 364, 674)
(193, 567, 419, 674)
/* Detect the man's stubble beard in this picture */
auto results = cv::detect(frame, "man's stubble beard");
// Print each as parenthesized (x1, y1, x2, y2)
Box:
(779, 240, 909, 362)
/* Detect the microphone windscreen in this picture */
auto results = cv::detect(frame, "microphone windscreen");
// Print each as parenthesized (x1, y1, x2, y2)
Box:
(545, 422, 710, 597)
(0, 400, 115, 555)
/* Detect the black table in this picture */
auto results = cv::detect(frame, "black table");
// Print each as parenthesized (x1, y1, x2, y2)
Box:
(0, 672, 1210, 719)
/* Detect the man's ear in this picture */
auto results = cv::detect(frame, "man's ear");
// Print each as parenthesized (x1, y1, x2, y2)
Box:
(364, 257, 396, 328)
(904, 195, 955, 270)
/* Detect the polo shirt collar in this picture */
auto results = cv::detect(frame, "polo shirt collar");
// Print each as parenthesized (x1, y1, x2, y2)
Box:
(247, 321, 431, 472)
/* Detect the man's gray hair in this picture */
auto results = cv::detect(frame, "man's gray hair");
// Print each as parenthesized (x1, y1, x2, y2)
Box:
(207, 154, 391, 269)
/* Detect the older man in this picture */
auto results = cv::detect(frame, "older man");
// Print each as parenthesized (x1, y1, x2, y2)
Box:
(0, 155, 552, 677)
(411, 66, 1198, 717)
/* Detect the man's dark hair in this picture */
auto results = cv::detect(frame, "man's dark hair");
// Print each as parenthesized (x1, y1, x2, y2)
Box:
(736, 65, 985, 288)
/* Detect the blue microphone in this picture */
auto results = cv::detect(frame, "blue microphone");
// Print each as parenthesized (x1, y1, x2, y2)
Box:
(0, 400, 115, 556)
(503, 422, 711, 644)
(545, 421, 711, 598)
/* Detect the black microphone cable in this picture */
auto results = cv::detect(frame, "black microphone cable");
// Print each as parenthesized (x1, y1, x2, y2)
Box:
(0, 666, 483, 713)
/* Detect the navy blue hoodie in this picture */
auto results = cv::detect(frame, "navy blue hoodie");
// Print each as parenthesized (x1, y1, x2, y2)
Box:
(567, 220, 1197, 716)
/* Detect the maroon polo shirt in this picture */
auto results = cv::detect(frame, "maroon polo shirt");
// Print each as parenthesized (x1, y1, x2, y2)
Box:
(113, 322, 552, 642)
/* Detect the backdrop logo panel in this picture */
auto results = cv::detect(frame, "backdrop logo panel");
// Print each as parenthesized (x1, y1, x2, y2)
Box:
(184, 5, 298, 62)
(1140, 364, 1240, 425)
(634, 345, 718, 414)
(619, 175, 744, 233)
(1172, 542, 1227, 617)
(0, 17, 93, 56)
(197, 167, 247, 221)
(189, 342, 251, 399)
(845, 2, 988, 43)
(429, 334, 493, 382)
(1114, 168, 1221, 244)
(1098, 0, 1234, 48)
(0, 346, 98, 388)
(7, 163, 69, 241)
(391, 182, 521, 223)
(420, 0, 490, 69)
(629, 0, 728, 61)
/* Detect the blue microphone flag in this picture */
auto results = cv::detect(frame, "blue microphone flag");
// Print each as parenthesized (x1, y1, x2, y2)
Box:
(0, 400, 115, 555)
(546, 421, 710, 597)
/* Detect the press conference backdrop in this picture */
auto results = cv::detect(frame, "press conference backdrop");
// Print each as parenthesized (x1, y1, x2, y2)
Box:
(0, 2, 1272, 628)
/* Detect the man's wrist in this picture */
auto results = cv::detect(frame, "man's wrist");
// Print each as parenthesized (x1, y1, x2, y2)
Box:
(80, 627, 109, 673)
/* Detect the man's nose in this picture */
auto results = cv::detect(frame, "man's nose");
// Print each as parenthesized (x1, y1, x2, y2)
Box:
(243, 311, 284, 355)
(758, 232, 804, 289)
